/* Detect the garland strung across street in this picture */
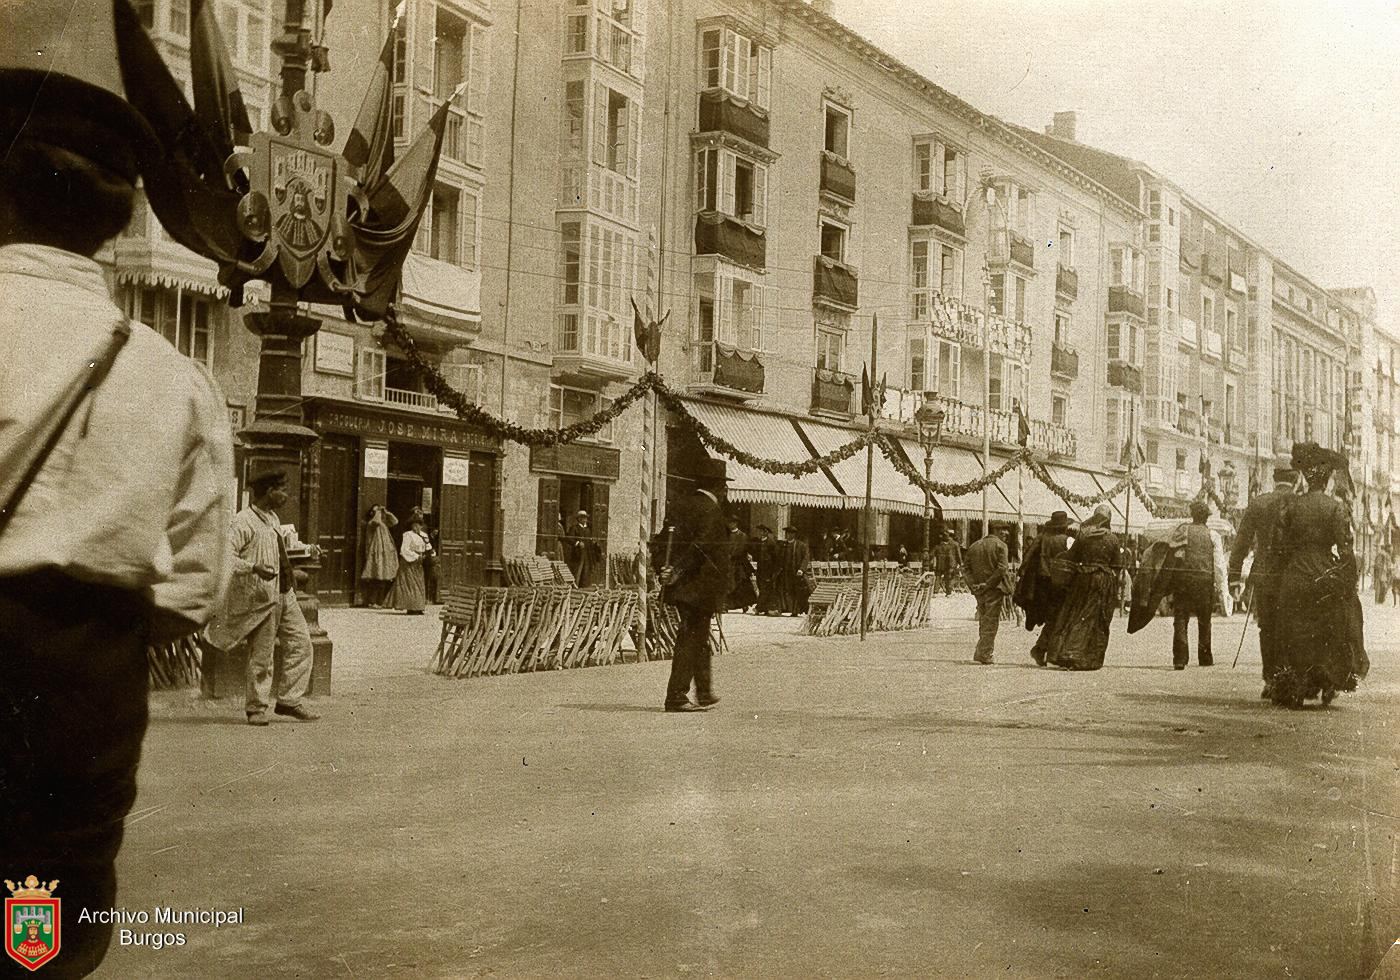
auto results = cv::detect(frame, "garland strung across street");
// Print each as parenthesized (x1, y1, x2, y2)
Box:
(384, 305, 1177, 515)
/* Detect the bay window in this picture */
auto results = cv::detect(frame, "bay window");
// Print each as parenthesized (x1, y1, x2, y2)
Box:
(120, 284, 213, 367)
(907, 336, 959, 397)
(699, 26, 772, 109)
(910, 237, 964, 319)
(1107, 319, 1140, 363)
(913, 136, 966, 200)
(987, 353, 1024, 413)
(692, 265, 775, 352)
(555, 218, 637, 363)
(695, 146, 768, 227)
(550, 383, 613, 443)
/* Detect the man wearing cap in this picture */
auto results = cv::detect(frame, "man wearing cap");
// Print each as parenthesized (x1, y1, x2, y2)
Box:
(964, 525, 1012, 664)
(1229, 468, 1298, 697)
(781, 525, 812, 615)
(1170, 499, 1227, 670)
(1014, 511, 1074, 666)
(565, 509, 602, 587)
(208, 469, 320, 726)
(658, 459, 733, 712)
(933, 528, 963, 596)
(0, 2, 234, 971)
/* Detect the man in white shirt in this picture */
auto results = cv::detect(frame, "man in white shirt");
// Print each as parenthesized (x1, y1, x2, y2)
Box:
(207, 469, 321, 726)
(0, 6, 234, 971)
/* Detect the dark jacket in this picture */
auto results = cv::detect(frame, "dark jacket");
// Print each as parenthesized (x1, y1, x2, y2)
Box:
(1177, 523, 1215, 601)
(1014, 530, 1071, 630)
(1229, 487, 1292, 593)
(660, 490, 732, 613)
(964, 534, 1010, 596)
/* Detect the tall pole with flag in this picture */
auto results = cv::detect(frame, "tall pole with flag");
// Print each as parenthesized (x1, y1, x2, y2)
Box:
(860, 315, 880, 641)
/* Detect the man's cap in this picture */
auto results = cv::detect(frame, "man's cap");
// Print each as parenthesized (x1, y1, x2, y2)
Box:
(247, 467, 289, 493)
(755, 524, 772, 533)
(0, 0, 156, 183)
(783, 525, 799, 533)
(576, 510, 589, 517)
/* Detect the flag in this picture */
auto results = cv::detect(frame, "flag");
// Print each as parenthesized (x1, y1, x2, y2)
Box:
(342, 19, 399, 186)
(630, 297, 665, 363)
(190, 0, 252, 151)
(1015, 405, 1030, 447)
(1198, 453, 1212, 479)
(113, 0, 244, 268)
(347, 93, 453, 318)
(860, 366, 872, 415)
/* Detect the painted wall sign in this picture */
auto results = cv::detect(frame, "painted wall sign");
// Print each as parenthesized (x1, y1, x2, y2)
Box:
(529, 443, 622, 480)
(314, 331, 356, 376)
(313, 403, 502, 452)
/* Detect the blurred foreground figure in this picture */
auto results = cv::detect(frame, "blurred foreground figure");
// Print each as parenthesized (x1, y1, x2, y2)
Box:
(0, 2, 233, 973)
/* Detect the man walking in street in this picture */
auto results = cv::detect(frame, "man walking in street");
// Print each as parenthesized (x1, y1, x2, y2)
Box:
(1172, 500, 1226, 670)
(964, 525, 1011, 664)
(1229, 468, 1297, 696)
(207, 469, 321, 726)
(0, 6, 234, 969)
(934, 528, 963, 596)
(658, 458, 733, 712)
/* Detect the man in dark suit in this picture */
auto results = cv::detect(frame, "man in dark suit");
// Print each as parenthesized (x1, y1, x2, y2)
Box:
(1172, 500, 1219, 669)
(964, 526, 1011, 664)
(659, 458, 733, 712)
(1229, 467, 1297, 697)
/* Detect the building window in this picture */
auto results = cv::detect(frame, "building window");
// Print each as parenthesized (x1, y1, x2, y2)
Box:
(560, 222, 581, 305)
(816, 328, 844, 372)
(824, 103, 851, 161)
(910, 241, 929, 320)
(1226, 307, 1241, 352)
(550, 384, 613, 443)
(908, 337, 925, 390)
(429, 183, 460, 265)
(988, 353, 1025, 413)
(699, 26, 772, 110)
(936, 339, 960, 399)
(694, 146, 767, 226)
(168, 0, 188, 36)
(566, 13, 589, 54)
(692, 268, 774, 352)
(820, 220, 847, 263)
(989, 272, 1026, 322)
(244, 8, 266, 69)
(1104, 396, 1124, 466)
(1054, 309, 1071, 346)
(563, 79, 585, 157)
(1052, 394, 1068, 427)
(913, 137, 966, 200)
(393, 17, 407, 83)
(133, 0, 155, 28)
(1013, 186, 1034, 239)
(1176, 448, 1187, 472)
(1201, 294, 1215, 333)
(1148, 189, 1161, 220)
(1110, 245, 1142, 292)
(1168, 207, 1176, 227)
(357, 347, 386, 401)
(1057, 227, 1074, 268)
(120, 284, 213, 367)
(1107, 320, 1140, 364)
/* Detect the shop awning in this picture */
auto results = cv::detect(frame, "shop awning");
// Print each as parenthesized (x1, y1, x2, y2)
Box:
(679, 400, 843, 509)
(798, 418, 925, 515)
(1090, 470, 1151, 533)
(932, 447, 1020, 519)
(1046, 465, 1105, 521)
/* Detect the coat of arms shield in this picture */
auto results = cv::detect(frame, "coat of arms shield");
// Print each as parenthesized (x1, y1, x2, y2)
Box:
(5, 893, 60, 972)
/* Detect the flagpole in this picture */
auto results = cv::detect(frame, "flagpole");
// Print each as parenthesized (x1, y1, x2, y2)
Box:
(1124, 401, 1134, 540)
(860, 314, 879, 642)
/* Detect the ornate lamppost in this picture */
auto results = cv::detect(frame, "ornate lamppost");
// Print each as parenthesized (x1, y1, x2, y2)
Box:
(915, 398, 946, 567)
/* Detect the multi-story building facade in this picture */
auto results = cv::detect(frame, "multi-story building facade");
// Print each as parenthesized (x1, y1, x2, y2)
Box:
(114, 0, 1389, 598)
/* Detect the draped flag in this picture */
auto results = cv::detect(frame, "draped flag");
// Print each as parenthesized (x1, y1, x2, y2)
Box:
(342, 8, 402, 187)
(1015, 404, 1031, 447)
(630, 297, 666, 364)
(190, 0, 252, 150)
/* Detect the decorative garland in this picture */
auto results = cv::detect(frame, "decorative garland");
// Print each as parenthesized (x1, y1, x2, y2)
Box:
(384, 304, 1162, 515)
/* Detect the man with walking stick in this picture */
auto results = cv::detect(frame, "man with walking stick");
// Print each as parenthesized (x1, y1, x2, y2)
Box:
(657, 458, 733, 712)
(1229, 467, 1298, 698)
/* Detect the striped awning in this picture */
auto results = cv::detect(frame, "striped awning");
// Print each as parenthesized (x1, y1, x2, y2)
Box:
(1046, 465, 1106, 521)
(679, 400, 844, 509)
(798, 418, 926, 515)
(1090, 471, 1151, 533)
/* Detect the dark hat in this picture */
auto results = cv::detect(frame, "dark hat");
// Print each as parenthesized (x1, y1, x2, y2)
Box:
(1272, 467, 1298, 484)
(0, 0, 157, 183)
(1189, 499, 1211, 521)
(783, 525, 799, 534)
(755, 524, 772, 534)
(695, 457, 731, 486)
(247, 466, 289, 494)
(1044, 511, 1071, 531)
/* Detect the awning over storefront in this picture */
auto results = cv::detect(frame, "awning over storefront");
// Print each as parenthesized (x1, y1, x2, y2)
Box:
(680, 400, 843, 509)
(1090, 471, 1151, 533)
(798, 418, 925, 515)
(1046, 466, 1105, 521)
(936, 447, 1020, 520)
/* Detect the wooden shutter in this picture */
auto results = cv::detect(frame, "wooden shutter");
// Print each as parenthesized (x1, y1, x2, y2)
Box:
(716, 272, 732, 343)
(413, 0, 436, 95)
(467, 21, 487, 113)
(719, 151, 736, 217)
(536, 475, 561, 557)
(752, 162, 767, 227)
(592, 82, 607, 164)
(756, 45, 771, 108)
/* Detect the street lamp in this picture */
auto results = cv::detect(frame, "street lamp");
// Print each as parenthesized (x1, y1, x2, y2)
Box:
(915, 398, 947, 567)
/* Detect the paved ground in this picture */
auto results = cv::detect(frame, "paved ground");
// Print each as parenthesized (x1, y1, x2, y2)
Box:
(101, 595, 1399, 979)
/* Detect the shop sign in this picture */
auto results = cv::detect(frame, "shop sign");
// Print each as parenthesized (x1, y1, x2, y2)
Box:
(443, 455, 471, 486)
(227, 401, 246, 434)
(363, 445, 388, 479)
(529, 443, 621, 480)
(315, 404, 501, 452)
(314, 331, 356, 376)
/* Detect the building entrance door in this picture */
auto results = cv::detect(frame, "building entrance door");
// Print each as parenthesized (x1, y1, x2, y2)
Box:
(316, 434, 360, 603)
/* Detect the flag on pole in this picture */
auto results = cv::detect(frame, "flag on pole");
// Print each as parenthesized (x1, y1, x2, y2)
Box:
(1015, 404, 1031, 447)
(342, 11, 402, 186)
(860, 366, 872, 416)
(190, 0, 253, 150)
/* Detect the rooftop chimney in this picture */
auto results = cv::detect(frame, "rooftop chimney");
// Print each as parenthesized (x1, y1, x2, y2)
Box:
(1047, 111, 1078, 141)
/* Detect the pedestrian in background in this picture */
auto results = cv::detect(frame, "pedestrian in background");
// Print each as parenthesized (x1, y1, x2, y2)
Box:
(782, 525, 812, 615)
(389, 516, 434, 615)
(1014, 511, 1074, 666)
(1370, 548, 1389, 605)
(207, 469, 320, 726)
(753, 524, 780, 614)
(658, 458, 733, 712)
(1170, 500, 1229, 670)
(360, 504, 398, 607)
(964, 525, 1011, 664)
(1042, 504, 1122, 671)
(934, 528, 963, 596)
(565, 509, 602, 587)
(726, 516, 757, 613)
(1391, 550, 1400, 606)
(0, 11, 234, 965)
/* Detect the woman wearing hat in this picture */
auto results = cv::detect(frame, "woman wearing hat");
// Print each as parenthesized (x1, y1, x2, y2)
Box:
(387, 516, 434, 615)
(1041, 504, 1123, 671)
(1271, 443, 1367, 706)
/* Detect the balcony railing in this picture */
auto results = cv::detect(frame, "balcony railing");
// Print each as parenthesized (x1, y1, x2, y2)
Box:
(1107, 359, 1143, 394)
(1009, 233, 1035, 270)
(820, 151, 856, 203)
(918, 290, 1033, 363)
(380, 386, 459, 415)
(697, 89, 770, 148)
(911, 192, 966, 236)
(691, 340, 765, 395)
(878, 389, 1075, 457)
(1051, 342, 1079, 380)
(694, 211, 766, 270)
(810, 368, 855, 416)
(1108, 285, 1146, 319)
(1055, 264, 1079, 300)
(814, 254, 859, 309)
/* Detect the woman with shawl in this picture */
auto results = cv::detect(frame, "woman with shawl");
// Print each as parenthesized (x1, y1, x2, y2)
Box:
(387, 516, 434, 615)
(359, 505, 398, 607)
(1271, 442, 1368, 706)
(1042, 504, 1122, 671)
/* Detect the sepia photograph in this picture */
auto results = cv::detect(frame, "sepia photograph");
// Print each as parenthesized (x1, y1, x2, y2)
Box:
(0, 0, 1397, 976)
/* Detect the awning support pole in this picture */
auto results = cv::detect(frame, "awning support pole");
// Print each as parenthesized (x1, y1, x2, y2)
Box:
(860, 314, 879, 642)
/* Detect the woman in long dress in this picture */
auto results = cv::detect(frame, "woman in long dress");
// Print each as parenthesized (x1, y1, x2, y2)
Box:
(1043, 505, 1122, 671)
(1271, 443, 1366, 706)
(359, 505, 398, 607)
(387, 518, 433, 615)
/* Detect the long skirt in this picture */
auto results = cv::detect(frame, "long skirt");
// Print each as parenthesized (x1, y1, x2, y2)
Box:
(1043, 568, 1117, 671)
(1273, 565, 1363, 705)
(387, 560, 427, 613)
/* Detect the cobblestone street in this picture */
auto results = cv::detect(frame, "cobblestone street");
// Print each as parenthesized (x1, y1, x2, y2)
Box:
(106, 597, 1399, 978)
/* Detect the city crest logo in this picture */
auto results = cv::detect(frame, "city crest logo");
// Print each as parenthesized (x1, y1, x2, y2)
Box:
(5, 877, 60, 972)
